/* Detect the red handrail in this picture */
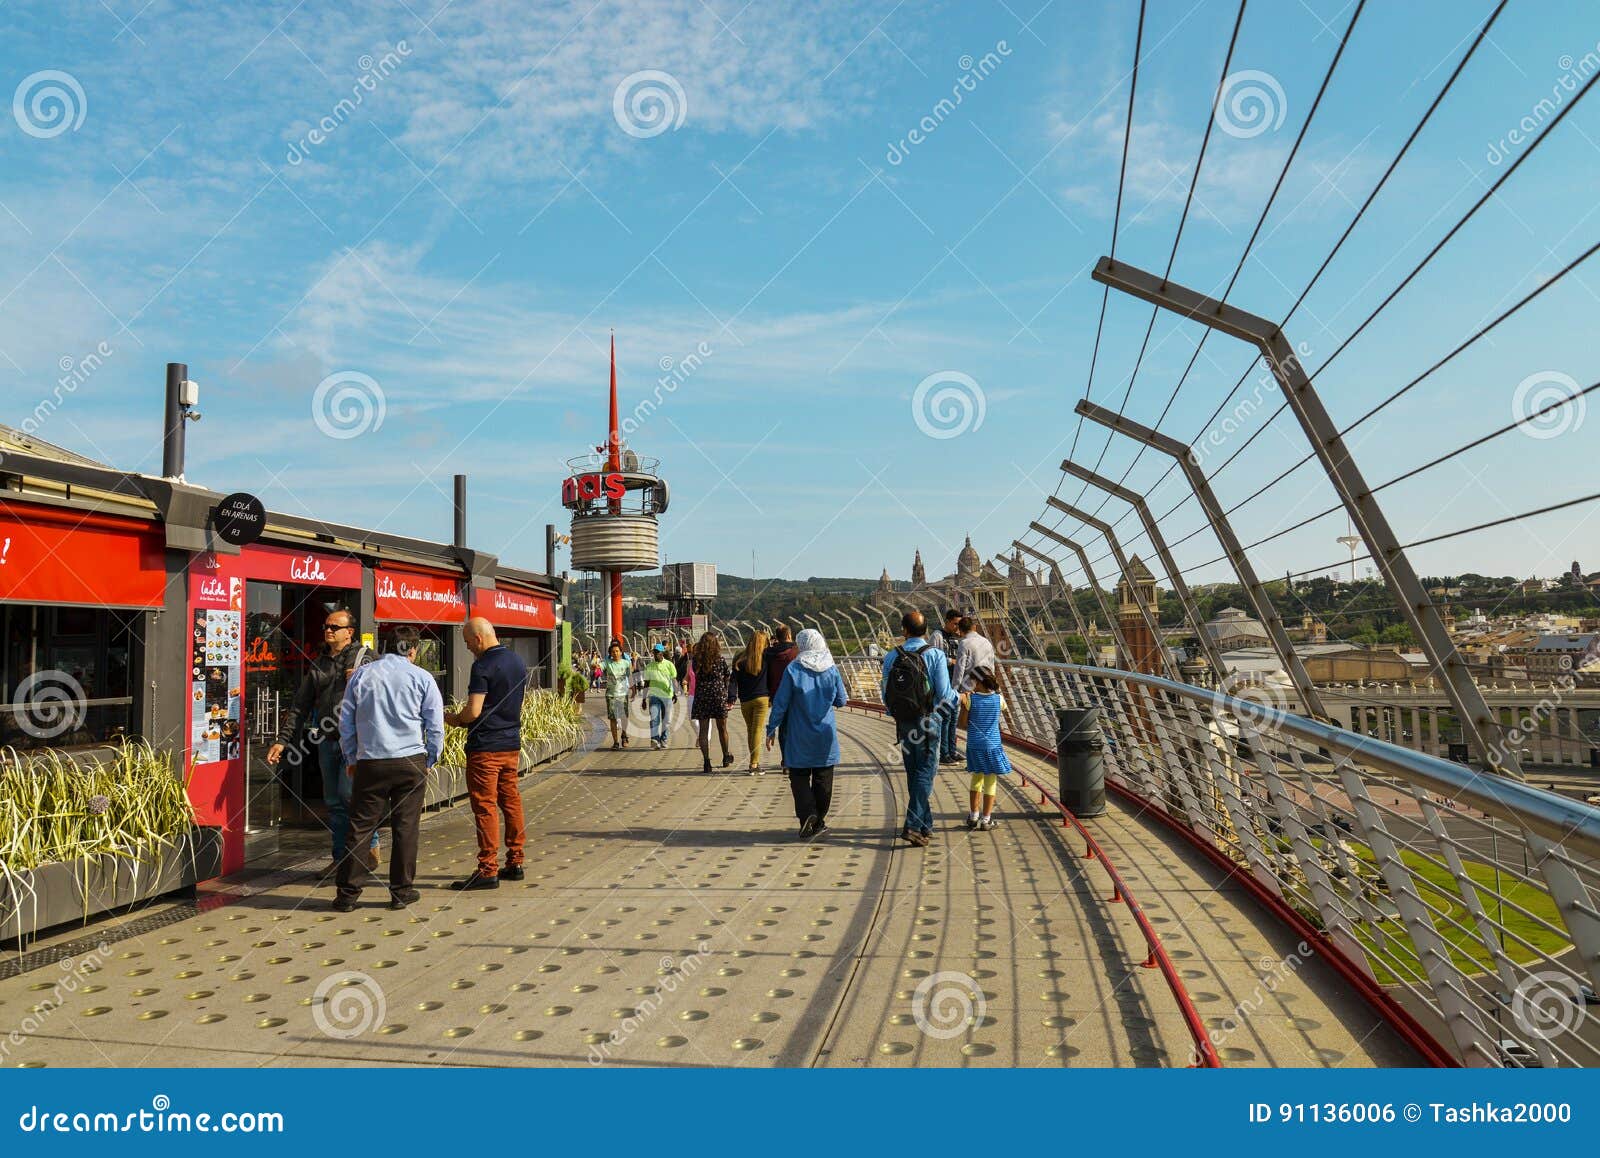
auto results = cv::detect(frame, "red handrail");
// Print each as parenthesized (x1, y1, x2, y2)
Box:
(846, 701, 1222, 1068)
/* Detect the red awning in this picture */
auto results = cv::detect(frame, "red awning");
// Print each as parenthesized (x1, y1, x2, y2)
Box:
(373, 564, 466, 623)
(0, 503, 166, 608)
(471, 584, 556, 631)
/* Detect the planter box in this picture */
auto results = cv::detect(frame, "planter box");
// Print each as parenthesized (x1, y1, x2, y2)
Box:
(0, 826, 223, 949)
(423, 736, 577, 810)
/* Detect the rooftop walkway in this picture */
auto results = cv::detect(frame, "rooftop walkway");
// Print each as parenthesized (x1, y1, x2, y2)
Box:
(0, 704, 1416, 1067)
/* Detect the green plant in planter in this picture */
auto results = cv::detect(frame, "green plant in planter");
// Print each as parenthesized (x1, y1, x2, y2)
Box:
(0, 742, 195, 873)
(562, 666, 588, 701)
(436, 690, 584, 771)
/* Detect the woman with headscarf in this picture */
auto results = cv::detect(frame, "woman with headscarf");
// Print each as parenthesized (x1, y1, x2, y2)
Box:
(765, 628, 847, 839)
(689, 631, 734, 773)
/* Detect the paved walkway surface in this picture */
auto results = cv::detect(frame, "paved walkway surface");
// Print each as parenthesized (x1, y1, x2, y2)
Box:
(0, 706, 1416, 1067)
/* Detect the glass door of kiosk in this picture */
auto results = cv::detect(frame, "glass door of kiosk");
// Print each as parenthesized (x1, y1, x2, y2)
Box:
(242, 581, 353, 860)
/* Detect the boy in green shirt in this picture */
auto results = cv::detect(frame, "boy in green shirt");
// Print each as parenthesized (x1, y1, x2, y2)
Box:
(639, 643, 680, 750)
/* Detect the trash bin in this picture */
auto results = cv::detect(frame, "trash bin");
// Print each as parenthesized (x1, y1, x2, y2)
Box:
(1055, 706, 1106, 817)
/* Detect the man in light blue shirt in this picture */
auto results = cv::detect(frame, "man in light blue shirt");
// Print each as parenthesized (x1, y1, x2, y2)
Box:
(334, 627, 444, 911)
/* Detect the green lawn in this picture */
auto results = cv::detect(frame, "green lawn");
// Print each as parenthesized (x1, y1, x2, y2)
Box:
(1340, 845, 1568, 986)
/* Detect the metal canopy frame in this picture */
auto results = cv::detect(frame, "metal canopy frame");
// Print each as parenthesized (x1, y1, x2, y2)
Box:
(1074, 398, 1328, 721)
(1058, 460, 1231, 680)
(1091, 255, 1510, 776)
(1028, 521, 1132, 668)
(1044, 495, 1181, 681)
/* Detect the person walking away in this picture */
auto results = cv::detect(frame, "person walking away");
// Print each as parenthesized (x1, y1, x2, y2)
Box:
(672, 640, 690, 688)
(267, 607, 378, 877)
(960, 665, 1011, 830)
(640, 643, 679, 749)
(932, 609, 963, 766)
(762, 625, 798, 762)
(766, 629, 847, 838)
(689, 632, 734, 772)
(731, 629, 771, 775)
(952, 616, 998, 701)
(601, 640, 633, 750)
(444, 617, 529, 891)
(881, 610, 952, 848)
(334, 628, 444, 911)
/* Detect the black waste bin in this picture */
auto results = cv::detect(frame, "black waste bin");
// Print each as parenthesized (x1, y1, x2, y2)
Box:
(1055, 706, 1106, 817)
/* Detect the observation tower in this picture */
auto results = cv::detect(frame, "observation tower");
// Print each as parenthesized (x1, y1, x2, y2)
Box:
(561, 335, 668, 645)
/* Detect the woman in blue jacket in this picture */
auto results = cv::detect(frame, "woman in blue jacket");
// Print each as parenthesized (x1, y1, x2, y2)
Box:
(765, 628, 847, 839)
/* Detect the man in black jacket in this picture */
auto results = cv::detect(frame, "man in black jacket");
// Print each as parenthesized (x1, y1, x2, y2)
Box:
(267, 608, 377, 875)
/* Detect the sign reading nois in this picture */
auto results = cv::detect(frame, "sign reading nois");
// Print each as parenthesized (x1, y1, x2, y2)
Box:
(561, 472, 626, 508)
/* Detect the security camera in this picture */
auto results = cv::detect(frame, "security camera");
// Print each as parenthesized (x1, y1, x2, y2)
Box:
(178, 379, 200, 408)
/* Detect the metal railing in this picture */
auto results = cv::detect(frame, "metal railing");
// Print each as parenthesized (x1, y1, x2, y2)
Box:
(837, 655, 1600, 1068)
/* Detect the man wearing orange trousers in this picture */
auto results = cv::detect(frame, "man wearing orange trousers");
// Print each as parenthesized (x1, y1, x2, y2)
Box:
(444, 617, 528, 890)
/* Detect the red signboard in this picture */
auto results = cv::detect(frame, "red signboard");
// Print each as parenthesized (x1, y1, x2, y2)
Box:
(237, 543, 364, 588)
(471, 585, 556, 631)
(0, 504, 165, 607)
(561, 472, 626, 507)
(374, 565, 466, 623)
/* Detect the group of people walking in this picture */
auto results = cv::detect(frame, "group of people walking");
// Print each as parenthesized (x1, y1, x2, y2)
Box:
(280, 602, 1012, 914)
(600, 608, 1008, 846)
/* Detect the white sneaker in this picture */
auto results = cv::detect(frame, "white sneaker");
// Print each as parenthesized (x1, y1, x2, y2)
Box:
(978, 816, 996, 831)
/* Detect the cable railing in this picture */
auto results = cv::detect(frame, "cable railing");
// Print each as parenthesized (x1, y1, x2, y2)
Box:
(838, 654, 1600, 1069)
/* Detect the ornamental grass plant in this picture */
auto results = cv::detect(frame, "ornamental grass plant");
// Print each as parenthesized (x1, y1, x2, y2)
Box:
(439, 688, 584, 768)
(0, 742, 195, 873)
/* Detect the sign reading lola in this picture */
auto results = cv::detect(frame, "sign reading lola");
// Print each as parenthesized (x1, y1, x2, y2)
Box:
(561, 472, 626, 507)
(470, 585, 556, 631)
(211, 492, 266, 546)
(373, 566, 466, 622)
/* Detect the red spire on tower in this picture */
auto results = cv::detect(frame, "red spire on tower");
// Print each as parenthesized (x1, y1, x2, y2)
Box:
(607, 330, 620, 472)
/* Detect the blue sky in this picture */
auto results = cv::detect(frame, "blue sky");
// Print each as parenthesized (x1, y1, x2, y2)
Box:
(1, 0, 1597, 591)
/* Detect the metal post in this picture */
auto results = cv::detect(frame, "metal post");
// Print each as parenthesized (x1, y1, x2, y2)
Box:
(1013, 540, 1094, 662)
(1027, 522, 1133, 669)
(453, 474, 468, 548)
(545, 523, 558, 579)
(1074, 399, 1327, 720)
(162, 362, 187, 480)
(1057, 460, 1231, 679)
(1045, 496, 1181, 682)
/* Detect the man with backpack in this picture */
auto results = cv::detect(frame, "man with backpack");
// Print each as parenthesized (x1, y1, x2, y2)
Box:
(880, 610, 953, 847)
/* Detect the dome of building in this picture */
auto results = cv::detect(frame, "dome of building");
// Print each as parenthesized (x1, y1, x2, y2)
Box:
(956, 535, 981, 579)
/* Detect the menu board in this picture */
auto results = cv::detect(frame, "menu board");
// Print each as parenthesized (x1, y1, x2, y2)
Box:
(191, 607, 242, 764)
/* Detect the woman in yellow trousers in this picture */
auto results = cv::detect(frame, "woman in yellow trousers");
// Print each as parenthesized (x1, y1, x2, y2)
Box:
(730, 629, 771, 775)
